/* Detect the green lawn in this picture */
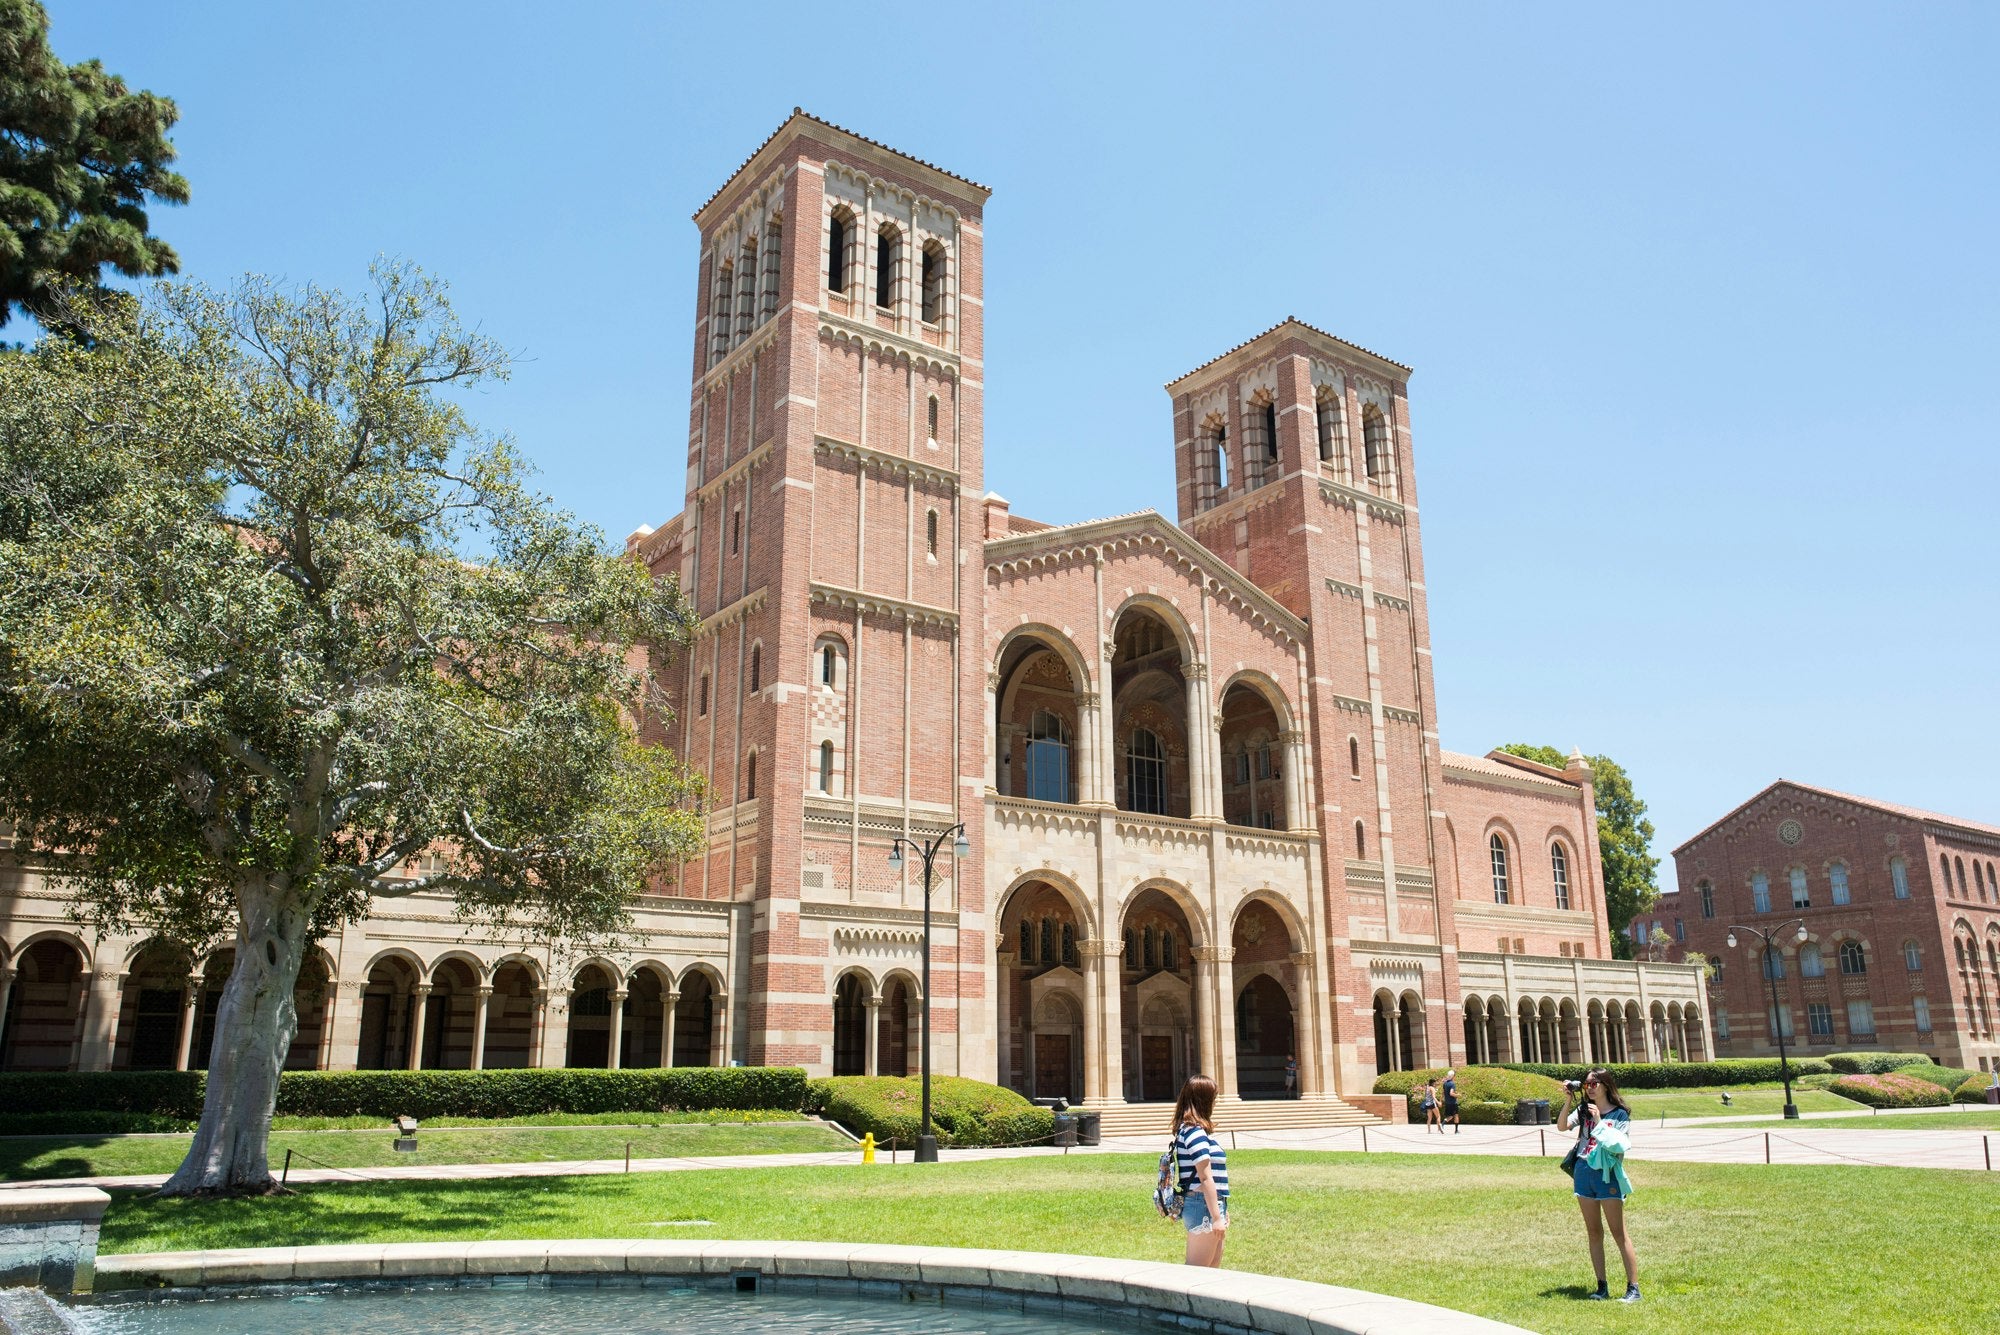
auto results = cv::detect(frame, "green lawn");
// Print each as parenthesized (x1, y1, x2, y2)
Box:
(97, 1151, 1997, 1335)
(1, 1121, 849, 1180)
(1727, 1107, 2000, 1131)
(1622, 1087, 1863, 1120)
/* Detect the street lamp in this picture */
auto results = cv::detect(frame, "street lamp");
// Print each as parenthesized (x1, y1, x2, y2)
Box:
(888, 822, 970, 1163)
(1726, 918, 1809, 1120)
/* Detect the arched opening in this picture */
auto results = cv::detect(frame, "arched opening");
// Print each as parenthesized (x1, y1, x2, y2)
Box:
(1489, 832, 1512, 904)
(1516, 997, 1540, 1064)
(115, 942, 192, 1071)
(1219, 681, 1287, 830)
(1000, 878, 1090, 1097)
(566, 963, 615, 1068)
(994, 633, 1083, 805)
(827, 208, 852, 294)
(1194, 414, 1228, 510)
(1362, 404, 1394, 493)
(1315, 387, 1345, 469)
(1120, 885, 1198, 1103)
(0, 940, 87, 1071)
(357, 954, 420, 1070)
(483, 961, 538, 1069)
(878, 976, 913, 1077)
(1558, 998, 1582, 1064)
(624, 968, 667, 1068)
(1372, 989, 1419, 1075)
(285, 952, 331, 1070)
(1398, 991, 1427, 1070)
(673, 970, 717, 1067)
(1354, 820, 1367, 857)
(1681, 1006, 1706, 1061)
(1110, 606, 1190, 818)
(818, 740, 835, 793)
(875, 225, 899, 309)
(1245, 392, 1279, 488)
(832, 972, 869, 1076)
(423, 957, 479, 1070)
(1234, 976, 1295, 1100)
(920, 240, 945, 324)
(1463, 996, 1487, 1065)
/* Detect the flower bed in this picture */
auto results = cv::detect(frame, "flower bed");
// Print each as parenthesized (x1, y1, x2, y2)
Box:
(1827, 1072, 1951, 1108)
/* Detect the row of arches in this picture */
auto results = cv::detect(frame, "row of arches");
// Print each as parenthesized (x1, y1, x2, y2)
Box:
(1190, 391, 1396, 512)
(826, 208, 949, 328)
(1450, 995, 1707, 1071)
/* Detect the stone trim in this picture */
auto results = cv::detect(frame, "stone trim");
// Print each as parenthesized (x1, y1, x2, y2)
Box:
(91, 1240, 1530, 1334)
(808, 582, 958, 629)
(698, 587, 767, 638)
(694, 439, 777, 505)
(814, 434, 959, 491)
(1318, 478, 1405, 523)
(818, 314, 958, 378)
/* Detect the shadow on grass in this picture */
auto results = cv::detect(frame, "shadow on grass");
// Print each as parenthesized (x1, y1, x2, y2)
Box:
(0, 1136, 128, 1181)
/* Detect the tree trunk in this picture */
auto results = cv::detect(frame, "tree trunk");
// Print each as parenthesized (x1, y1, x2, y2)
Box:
(160, 879, 309, 1196)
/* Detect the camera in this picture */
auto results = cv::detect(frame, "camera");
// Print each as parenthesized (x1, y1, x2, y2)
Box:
(1564, 1079, 1584, 1093)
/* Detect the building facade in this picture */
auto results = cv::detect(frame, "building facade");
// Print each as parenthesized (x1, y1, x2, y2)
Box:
(0, 113, 1705, 1104)
(1672, 780, 2000, 1073)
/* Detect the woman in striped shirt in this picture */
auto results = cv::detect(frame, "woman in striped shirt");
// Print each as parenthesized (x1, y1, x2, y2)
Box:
(1173, 1074, 1229, 1267)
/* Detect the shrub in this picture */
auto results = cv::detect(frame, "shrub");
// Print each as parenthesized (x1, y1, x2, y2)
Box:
(1894, 1064, 1977, 1098)
(808, 1076, 1054, 1148)
(1497, 1058, 1831, 1089)
(0, 1067, 809, 1120)
(1825, 1052, 1930, 1075)
(1372, 1066, 1564, 1121)
(1955, 1075, 1999, 1105)
(1828, 1072, 1950, 1108)
(1796, 1073, 1841, 1091)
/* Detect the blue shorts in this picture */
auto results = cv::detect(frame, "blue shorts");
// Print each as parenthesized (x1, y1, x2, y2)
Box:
(1572, 1161, 1627, 1201)
(1182, 1191, 1229, 1234)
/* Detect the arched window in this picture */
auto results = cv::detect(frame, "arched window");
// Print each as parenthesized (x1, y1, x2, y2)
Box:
(1349, 736, 1361, 778)
(1890, 856, 1909, 899)
(1903, 940, 1922, 971)
(1315, 390, 1344, 467)
(710, 261, 734, 364)
(1829, 861, 1850, 905)
(734, 236, 758, 342)
(827, 209, 851, 293)
(1261, 399, 1279, 469)
(1955, 856, 1968, 896)
(818, 740, 834, 793)
(1799, 943, 1825, 978)
(1020, 920, 1037, 964)
(927, 394, 939, 440)
(1942, 853, 1953, 895)
(876, 226, 899, 309)
(1354, 820, 1366, 857)
(925, 509, 939, 557)
(1245, 396, 1278, 487)
(1789, 866, 1810, 909)
(1126, 729, 1166, 815)
(1763, 950, 1786, 980)
(698, 673, 709, 717)
(1979, 862, 1990, 902)
(820, 644, 837, 686)
(1025, 709, 1071, 804)
(744, 751, 758, 800)
(1489, 833, 1511, 905)
(1362, 405, 1392, 490)
(761, 217, 782, 321)
(1698, 880, 1714, 919)
(1142, 925, 1156, 969)
(920, 241, 945, 324)
(1551, 842, 1571, 910)
(730, 507, 742, 554)
(748, 644, 761, 694)
(1751, 871, 1771, 914)
(1838, 940, 1867, 976)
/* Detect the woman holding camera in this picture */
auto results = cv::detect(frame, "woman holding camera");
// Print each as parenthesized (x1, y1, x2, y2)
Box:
(1560, 1069, 1639, 1303)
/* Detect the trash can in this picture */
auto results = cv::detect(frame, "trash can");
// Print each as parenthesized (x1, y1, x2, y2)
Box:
(1514, 1099, 1537, 1125)
(1985, 1086, 1999, 1106)
(1052, 1113, 1078, 1147)
(1075, 1111, 1101, 1146)
(1535, 1099, 1553, 1125)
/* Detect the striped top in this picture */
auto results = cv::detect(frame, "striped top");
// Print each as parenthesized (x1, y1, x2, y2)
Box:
(1175, 1122, 1228, 1198)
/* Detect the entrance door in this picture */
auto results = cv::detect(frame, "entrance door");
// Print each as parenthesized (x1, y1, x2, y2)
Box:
(1141, 1035, 1174, 1102)
(1034, 1033, 1071, 1101)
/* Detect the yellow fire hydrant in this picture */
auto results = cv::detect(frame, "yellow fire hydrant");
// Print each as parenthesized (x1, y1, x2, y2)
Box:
(861, 1131, 876, 1164)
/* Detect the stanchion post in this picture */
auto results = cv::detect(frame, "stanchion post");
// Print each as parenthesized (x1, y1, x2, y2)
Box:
(625, 1141, 632, 1174)
(1985, 1135, 1991, 1172)
(1361, 1124, 1369, 1154)
(1764, 1132, 1771, 1164)
(282, 1148, 293, 1185)
(1540, 1129, 1547, 1157)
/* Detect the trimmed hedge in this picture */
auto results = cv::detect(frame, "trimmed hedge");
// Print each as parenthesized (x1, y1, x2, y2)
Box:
(1372, 1066, 1564, 1123)
(1497, 1058, 1832, 1089)
(0, 1067, 809, 1120)
(1955, 1075, 2000, 1105)
(1828, 1072, 1950, 1108)
(1893, 1064, 1977, 1100)
(1824, 1052, 1930, 1075)
(806, 1076, 1055, 1148)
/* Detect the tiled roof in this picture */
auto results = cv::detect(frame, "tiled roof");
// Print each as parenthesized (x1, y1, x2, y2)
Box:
(1673, 779, 2000, 853)
(1165, 317, 1412, 389)
(695, 109, 990, 220)
(1441, 750, 1578, 785)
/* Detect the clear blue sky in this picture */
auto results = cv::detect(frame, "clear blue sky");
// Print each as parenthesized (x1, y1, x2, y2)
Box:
(58, 2, 2000, 862)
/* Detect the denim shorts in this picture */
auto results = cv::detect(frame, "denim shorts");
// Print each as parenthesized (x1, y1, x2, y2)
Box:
(1182, 1192, 1229, 1234)
(1572, 1161, 1626, 1201)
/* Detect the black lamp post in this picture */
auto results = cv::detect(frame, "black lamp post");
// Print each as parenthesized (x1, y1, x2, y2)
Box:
(889, 822, 969, 1163)
(1726, 918, 1808, 1120)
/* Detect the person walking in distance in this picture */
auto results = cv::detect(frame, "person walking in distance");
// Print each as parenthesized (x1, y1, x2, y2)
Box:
(1284, 1053, 1298, 1099)
(1173, 1075, 1229, 1267)
(1421, 1079, 1441, 1132)
(1441, 1068, 1460, 1133)
(1561, 1068, 1639, 1303)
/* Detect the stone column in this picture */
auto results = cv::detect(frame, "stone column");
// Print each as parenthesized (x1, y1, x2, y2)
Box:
(1213, 948, 1239, 1096)
(607, 989, 627, 1070)
(527, 988, 549, 1068)
(1097, 636, 1118, 806)
(1080, 943, 1103, 1102)
(0, 968, 13, 1056)
(1077, 694, 1103, 804)
(539, 991, 571, 1069)
(324, 979, 364, 1071)
(1183, 664, 1212, 819)
(470, 987, 492, 1070)
(79, 969, 124, 1072)
(660, 991, 679, 1067)
(864, 996, 882, 1076)
(985, 669, 1000, 790)
(710, 993, 730, 1067)
(1289, 950, 1318, 1095)
(1096, 939, 1125, 1104)
(1280, 730, 1309, 831)
(405, 984, 432, 1070)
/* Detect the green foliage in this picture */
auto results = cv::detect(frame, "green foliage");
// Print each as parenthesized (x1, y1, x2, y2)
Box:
(1890, 1064, 1977, 1097)
(1956, 1075, 1999, 1105)
(0, 1067, 808, 1120)
(1824, 1052, 1930, 1075)
(1828, 1072, 1950, 1108)
(807, 1076, 1055, 1148)
(1371, 1066, 1564, 1121)
(0, 0, 189, 327)
(1498, 745, 1659, 959)
(1795, 1073, 1842, 1091)
(1496, 1058, 1832, 1088)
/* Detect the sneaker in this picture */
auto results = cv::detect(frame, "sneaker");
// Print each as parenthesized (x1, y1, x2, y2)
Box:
(1583, 1284, 1609, 1301)
(1619, 1286, 1642, 1304)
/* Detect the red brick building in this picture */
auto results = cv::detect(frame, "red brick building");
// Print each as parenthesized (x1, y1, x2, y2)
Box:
(1671, 780, 2000, 1073)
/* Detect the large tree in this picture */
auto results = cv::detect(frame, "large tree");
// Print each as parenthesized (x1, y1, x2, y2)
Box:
(0, 266, 703, 1195)
(1497, 744, 1660, 961)
(0, 0, 188, 328)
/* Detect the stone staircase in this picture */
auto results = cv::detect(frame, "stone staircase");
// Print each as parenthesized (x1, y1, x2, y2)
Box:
(1085, 1094, 1380, 1140)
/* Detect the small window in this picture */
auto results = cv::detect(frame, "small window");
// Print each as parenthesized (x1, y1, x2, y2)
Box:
(920, 242, 945, 323)
(1261, 400, 1279, 464)
(1235, 752, 1250, 785)
(1903, 940, 1922, 971)
(876, 227, 898, 308)
(1142, 925, 1155, 969)
(1020, 920, 1036, 964)
(1123, 929, 1136, 971)
(818, 740, 834, 793)
(1061, 923, 1076, 967)
(1839, 940, 1867, 976)
(1715, 1011, 1731, 1042)
(1674, 917, 1686, 942)
(1955, 856, 1968, 896)
(1752, 871, 1771, 914)
(1790, 866, 1810, 909)
(1942, 853, 1954, 896)
(748, 645, 761, 694)
(698, 673, 710, 717)
(1126, 729, 1166, 815)
(1348, 736, 1361, 778)
(1763, 950, 1786, 980)
(1040, 918, 1054, 963)
(731, 508, 742, 555)
(1315, 391, 1343, 465)
(1354, 820, 1366, 858)
(1698, 880, 1714, 919)
(1913, 996, 1932, 1033)
(1489, 833, 1511, 905)
(1829, 862, 1850, 906)
(1162, 932, 1176, 970)
(1799, 943, 1824, 978)
(821, 645, 836, 686)
(1891, 856, 1909, 899)
(828, 211, 850, 293)
(1768, 1004, 1794, 1039)
(744, 751, 758, 800)
(1846, 998, 1875, 1038)
(1806, 1002, 1833, 1039)
(927, 394, 939, 440)
(1362, 405, 1392, 488)
(1254, 745, 1272, 780)
(926, 509, 939, 557)
(1551, 843, 1571, 911)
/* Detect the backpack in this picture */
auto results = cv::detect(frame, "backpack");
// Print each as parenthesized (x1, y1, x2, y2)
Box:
(1153, 1130, 1185, 1220)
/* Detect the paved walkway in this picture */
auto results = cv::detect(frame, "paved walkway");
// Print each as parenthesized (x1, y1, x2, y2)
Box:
(5, 1114, 1996, 1190)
